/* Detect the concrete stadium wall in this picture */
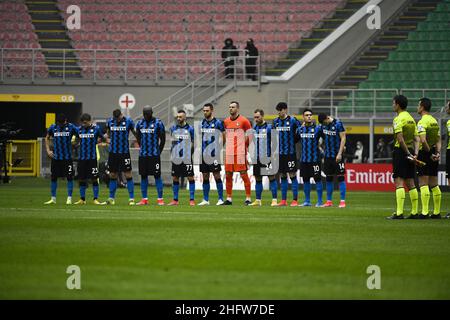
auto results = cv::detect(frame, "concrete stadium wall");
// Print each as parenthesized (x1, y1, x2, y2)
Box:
(0, 84, 187, 120)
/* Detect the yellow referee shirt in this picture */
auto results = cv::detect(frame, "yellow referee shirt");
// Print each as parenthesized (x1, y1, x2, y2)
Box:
(447, 119, 450, 149)
(417, 114, 440, 150)
(393, 110, 418, 149)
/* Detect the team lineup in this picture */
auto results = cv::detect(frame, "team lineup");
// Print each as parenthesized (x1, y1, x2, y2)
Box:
(44, 97, 450, 217)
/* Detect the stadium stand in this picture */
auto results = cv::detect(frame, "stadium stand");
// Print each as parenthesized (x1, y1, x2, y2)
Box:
(265, 0, 368, 76)
(0, 1, 48, 79)
(0, 0, 348, 79)
(319, 0, 450, 113)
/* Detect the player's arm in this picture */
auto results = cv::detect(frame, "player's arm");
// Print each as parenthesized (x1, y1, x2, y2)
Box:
(294, 119, 301, 143)
(337, 131, 346, 162)
(132, 129, 138, 140)
(45, 133, 54, 159)
(190, 127, 195, 154)
(394, 118, 414, 157)
(396, 132, 413, 156)
(222, 130, 226, 146)
(413, 134, 420, 157)
(135, 124, 141, 146)
(222, 121, 227, 146)
(245, 127, 253, 148)
(130, 127, 138, 140)
(158, 126, 166, 153)
(432, 135, 441, 161)
(419, 134, 430, 152)
(244, 119, 252, 148)
(417, 122, 430, 152)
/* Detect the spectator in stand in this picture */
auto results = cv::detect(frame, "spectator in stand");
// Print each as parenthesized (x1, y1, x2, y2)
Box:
(221, 38, 238, 79)
(244, 38, 259, 81)
(375, 138, 389, 162)
(353, 141, 364, 163)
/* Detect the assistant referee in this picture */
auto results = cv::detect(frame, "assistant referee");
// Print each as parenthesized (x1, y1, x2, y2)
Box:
(388, 95, 420, 220)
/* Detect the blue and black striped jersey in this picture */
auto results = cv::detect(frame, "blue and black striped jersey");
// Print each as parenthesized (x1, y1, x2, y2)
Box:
(321, 119, 345, 158)
(106, 116, 135, 154)
(135, 118, 165, 157)
(273, 116, 299, 156)
(170, 123, 194, 159)
(77, 124, 103, 160)
(47, 123, 77, 160)
(253, 122, 272, 161)
(201, 118, 224, 157)
(297, 124, 322, 163)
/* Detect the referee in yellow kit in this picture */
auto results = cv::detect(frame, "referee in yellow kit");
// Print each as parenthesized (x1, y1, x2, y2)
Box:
(415, 98, 442, 219)
(387, 95, 420, 220)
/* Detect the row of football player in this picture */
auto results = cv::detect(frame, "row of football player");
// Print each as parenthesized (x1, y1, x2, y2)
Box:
(43, 101, 347, 207)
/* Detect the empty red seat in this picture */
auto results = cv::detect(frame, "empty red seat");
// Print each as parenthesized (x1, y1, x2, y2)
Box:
(1, 0, 345, 80)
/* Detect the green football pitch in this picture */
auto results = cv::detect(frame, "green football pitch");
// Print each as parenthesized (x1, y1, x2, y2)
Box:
(0, 177, 449, 299)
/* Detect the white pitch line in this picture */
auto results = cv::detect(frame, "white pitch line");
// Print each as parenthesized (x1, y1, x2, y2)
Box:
(0, 207, 388, 223)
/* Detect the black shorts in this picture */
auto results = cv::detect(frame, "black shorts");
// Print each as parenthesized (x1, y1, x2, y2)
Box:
(447, 149, 450, 179)
(278, 154, 297, 173)
(323, 158, 345, 176)
(253, 161, 277, 176)
(200, 159, 221, 173)
(107, 153, 132, 173)
(392, 147, 415, 179)
(172, 163, 194, 177)
(77, 159, 98, 180)
(139, 156, 161, 176)
(51, 159, 74, 178)
(417, 149, 439, 177)
(300, 162, 321, 180)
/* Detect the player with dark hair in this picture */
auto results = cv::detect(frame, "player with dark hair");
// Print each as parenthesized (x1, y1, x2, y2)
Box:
(318, 113, 347, 208)
(168, 110, 195, 206)
(387, 95, 420, 219)
(223, 101, 253, 205)
(44, 113, 78, 204)
(198, 103, 225, 206)
(272, 102, 300, 206)
(104, 109, 137, 205)
(135, 106, 166, 206)
(73, 113, 104, 205)
(416, 98, 441, 218)
(297, 108, 323, 207)
(249, 109, 278, 206)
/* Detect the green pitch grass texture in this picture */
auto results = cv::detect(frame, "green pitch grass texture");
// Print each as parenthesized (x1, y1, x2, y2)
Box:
(0, 177, 449, 299)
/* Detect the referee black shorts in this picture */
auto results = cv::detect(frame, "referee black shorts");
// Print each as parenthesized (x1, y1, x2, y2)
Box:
(392, 147, 415, 179)
(417, 148, 439, 177)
